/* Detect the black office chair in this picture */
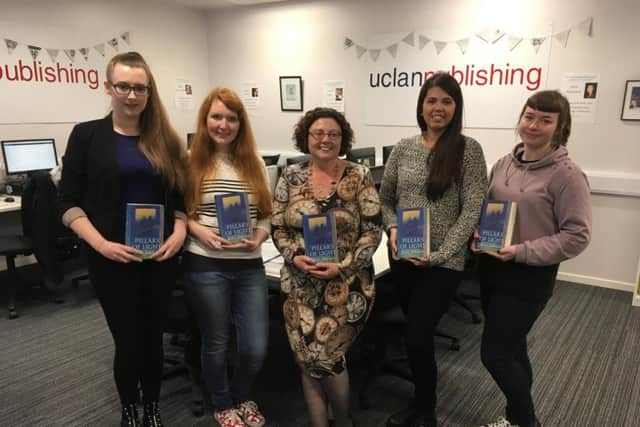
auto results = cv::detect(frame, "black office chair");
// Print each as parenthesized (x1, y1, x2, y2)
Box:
(346, 147, 376, 167)
(382, 145, 395, 164)
(286, 154, 311, 165)
(0, 234, 34, 319)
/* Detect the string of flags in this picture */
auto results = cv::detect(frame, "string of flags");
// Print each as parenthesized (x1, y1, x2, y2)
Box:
(344, 17, 593, 61)
(3, 31, 131, 62)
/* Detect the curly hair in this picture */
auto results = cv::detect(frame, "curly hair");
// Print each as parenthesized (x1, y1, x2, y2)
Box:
(292, 107, 354, 156)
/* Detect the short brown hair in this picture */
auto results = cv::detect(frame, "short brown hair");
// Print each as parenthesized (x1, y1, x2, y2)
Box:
(292, 108, 354, 156)
(520, 90, 572, 146)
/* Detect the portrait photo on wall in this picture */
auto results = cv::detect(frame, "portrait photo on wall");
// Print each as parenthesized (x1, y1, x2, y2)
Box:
(583, 82, 597, 99)
(621, 80, 640, 121)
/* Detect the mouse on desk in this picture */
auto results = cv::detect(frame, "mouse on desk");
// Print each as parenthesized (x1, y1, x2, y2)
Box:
(3, 196, 15, 203)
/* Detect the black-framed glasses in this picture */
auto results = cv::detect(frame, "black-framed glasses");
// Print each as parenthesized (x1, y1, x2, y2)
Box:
(109, 81, 151, 96)
(309, 130, 342, 141)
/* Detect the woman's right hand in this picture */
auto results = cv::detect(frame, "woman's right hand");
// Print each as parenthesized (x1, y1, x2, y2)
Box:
(388, 227, 399, 261)
(293, 255, 318, 275)
(96, 240, 143, 263)
(189, 220, 231, 250)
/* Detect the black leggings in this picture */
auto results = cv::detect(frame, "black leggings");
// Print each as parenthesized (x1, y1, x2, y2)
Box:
(391, 259, 463, 420)
(88, 250, 178, 405)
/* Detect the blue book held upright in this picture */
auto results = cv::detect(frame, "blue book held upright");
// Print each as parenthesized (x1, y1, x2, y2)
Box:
(215, 192, 251, 243)
(125, 203, 164, 259)
(303, 212, 338, 263)
(477, 199, 518, 251)
(396, 207, 430, 259)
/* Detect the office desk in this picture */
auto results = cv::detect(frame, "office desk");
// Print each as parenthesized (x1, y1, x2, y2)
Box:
(0, 195, 22, 235)
(0, 195, 21, 214)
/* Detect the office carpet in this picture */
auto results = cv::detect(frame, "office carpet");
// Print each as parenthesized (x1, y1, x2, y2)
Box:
(1, 279, 639, 427)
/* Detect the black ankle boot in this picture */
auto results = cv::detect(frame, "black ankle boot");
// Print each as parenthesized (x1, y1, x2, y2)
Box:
(142, 401, 163, 427)
(121, 404, 140, 427)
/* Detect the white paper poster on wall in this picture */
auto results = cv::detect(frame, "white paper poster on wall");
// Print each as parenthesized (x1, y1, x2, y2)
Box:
(175, 78, 194, 111)
(240, 82, 261, 111)
(321, 80, 345, 112)
(561, 73, 599, 124)
(362, 29, 551, 129)
(0, 44, 107, 124)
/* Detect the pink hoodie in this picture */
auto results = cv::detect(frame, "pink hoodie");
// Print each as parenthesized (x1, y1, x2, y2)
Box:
(488, 143, 592, 266)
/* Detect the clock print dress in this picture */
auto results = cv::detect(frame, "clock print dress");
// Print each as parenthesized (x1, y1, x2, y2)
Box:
(271, 161, 383, 378)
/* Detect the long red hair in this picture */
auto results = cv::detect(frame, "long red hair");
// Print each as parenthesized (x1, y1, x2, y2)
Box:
(185, 87, 271, 218)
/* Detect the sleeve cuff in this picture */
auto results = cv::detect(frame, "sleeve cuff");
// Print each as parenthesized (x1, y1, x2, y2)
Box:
(62, 207, 87, 227)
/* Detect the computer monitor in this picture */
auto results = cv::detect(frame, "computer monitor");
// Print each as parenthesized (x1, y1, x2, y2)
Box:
(262, 154, 280, 166)
(346, 147, 375, 167)
(382, 145, 394, 164)
(286, 154, 311, 166)
(186, 132, 195, 149)
(1, 138, 58, 175)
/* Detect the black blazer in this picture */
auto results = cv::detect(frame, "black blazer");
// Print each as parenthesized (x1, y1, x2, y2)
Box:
(58, 114, 185, 243)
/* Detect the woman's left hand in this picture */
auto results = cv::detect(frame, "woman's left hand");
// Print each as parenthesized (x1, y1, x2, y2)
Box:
(151, 219, 187, 261)
(407, 256, 429, 267)
(308, 262, 340, 280)
(484, 244, 517, 262)
(222, 228, 268, 251)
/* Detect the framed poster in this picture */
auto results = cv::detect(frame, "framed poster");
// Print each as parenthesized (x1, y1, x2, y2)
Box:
(621, 80, 640, 121)
(279, 76, 303, 111)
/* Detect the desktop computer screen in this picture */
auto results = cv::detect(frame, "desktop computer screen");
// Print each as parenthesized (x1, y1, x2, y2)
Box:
(1, 138, 58, 175)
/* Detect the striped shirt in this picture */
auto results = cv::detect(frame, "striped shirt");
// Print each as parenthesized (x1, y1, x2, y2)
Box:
(184, 153, 271, 260)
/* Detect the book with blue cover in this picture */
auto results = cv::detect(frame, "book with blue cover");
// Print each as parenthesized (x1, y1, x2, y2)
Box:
(125, 203, 164, 259)
(302, 212, 338, 263)
(396, 207, 430, 259)
(477, 199, 518, 252)
(215, 192, 251, 243)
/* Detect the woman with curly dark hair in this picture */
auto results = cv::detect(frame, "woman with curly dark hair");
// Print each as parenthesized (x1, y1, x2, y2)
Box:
(271, 107, 383, 427)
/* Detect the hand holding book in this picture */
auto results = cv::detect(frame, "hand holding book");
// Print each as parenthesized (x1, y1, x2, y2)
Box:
(388, 227, 430, 265)
(471, 229, 517, 262)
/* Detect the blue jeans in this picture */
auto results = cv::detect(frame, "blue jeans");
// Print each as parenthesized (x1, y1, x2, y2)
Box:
(185, 267, 269, 410)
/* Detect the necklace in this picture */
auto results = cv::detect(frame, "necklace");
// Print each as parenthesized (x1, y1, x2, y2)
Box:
(308, 160, 341, 199)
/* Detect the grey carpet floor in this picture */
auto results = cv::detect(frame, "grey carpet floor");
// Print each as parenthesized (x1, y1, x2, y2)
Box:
(1, 280, 639, 427)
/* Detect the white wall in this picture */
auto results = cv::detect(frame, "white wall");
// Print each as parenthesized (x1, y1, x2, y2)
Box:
(0, 0, 210, 158)
(204, 0, 640, 290)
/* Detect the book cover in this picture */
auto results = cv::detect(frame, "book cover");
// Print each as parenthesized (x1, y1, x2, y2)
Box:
(215, 192, 251, 243)
(303, 212, 338, 263)
(396, 207, 430, 259)
(476, 199, 518, 252)
(125, 203, 164, 259)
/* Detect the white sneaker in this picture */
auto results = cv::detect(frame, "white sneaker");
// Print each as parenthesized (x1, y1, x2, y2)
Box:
(481, 416, 519, 427)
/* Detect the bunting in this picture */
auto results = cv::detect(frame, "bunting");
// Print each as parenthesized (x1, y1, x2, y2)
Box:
(1, 32, 131, 62)
(344, 17, 594, 60)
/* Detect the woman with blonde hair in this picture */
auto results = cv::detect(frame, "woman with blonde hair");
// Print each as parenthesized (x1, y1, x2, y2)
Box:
(59, 51, 188, 426)
(183, 88, 272, 427)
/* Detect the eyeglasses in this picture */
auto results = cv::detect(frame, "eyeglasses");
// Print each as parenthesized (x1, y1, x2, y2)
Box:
(309, 130, 342, 141)
(109, 82, 151, 96)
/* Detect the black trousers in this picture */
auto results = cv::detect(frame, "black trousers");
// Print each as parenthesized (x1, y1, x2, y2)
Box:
(88, 249, 179, 405)
(391, 259, 463, 421)
(480, 288, 547, 425)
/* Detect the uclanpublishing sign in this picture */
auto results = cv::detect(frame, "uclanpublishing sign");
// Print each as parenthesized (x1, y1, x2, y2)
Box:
(363, 33, 550, 129)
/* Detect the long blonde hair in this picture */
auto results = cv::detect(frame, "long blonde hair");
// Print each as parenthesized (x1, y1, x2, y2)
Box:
(106, 51, 187, 192)
(185, 87, 271, 218)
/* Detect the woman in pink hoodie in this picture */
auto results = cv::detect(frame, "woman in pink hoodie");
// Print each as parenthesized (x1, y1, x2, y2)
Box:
(473, 90, 592, 427)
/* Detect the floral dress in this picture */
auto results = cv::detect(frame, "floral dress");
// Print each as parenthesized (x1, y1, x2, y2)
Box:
(271, 161, 383, 378)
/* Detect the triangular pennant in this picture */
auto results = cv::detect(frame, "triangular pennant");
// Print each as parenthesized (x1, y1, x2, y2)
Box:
(4, 38, 18, 54)
(530, 37, 546, 53)
(344, 37, 354, 49)
(94, 43, 105, 57)
(579, 17, 594, 37)
(434, 41, 447, 55)
(476, 28, 505, 44)
(46, 48, 59, 62)
(107, 37, 119, 51)
(418, 34, 431, 50)
(355, 45, 367, 59)
(369, 49, 381, 62)
(504, 34, 523, 51)
(27, 45, 41, 60)
(64, 49, 76, 62)
(554, 29, 571, 48)
(121, 31, 131, 45)
(386, 43, 398, 58)
(79, 47, 90, 61)
(456, 38, 470, 54)
(402, 32, 415, 47)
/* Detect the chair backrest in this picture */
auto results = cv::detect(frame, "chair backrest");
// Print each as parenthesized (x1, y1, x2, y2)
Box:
(346, 147, 376, 167)
(286, 154, 311, 166)
(382, 145, 395, 164)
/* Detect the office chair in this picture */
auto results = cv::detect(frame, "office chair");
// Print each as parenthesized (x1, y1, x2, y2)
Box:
(285, 154, 311, 166)
(346, 147, 376, 167)
(0, 234, 34, 319)
(382, 145, 395, 164)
